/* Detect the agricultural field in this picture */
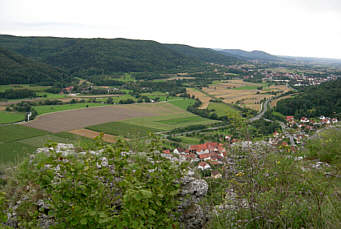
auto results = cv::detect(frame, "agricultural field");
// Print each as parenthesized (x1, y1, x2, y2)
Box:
(121, 113, 216, 132)
(82, 100, 218, 139)
(186, 88, 211, 109)
(270, 94, 294, 107)
(36, 92, 67, 99)
(0, 84, 50, 92)
(0, 125, 96, 166)
(0, 125, 48, 164)
(23, 103, 162, 133)
(207, 102, 241, 118)
(168, 98, 196, 110)
(0, 111, 25, 124)
(202, 79, 292, 111)
(87, 122, 159, 139)
(69, 129, 117, 143)
(34, 103, 110, 115)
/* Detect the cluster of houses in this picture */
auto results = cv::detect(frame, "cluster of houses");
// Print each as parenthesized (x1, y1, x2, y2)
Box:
(286, 115, 338, 129)
(268, 115, 339, 147)
(162, 142, 227, 178)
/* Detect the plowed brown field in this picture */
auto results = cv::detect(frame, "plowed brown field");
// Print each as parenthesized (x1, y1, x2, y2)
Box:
(23, 103, 181, 133)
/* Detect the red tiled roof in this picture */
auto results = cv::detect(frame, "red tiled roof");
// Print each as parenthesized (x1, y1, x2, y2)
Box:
(163, 149, 170, 154)
(209, 161, 219, 165)
(199, 153, 211, 159)
(198, 161, 208, 167)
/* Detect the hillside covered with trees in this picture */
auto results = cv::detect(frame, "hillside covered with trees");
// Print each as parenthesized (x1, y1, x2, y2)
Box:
(0, 35, 241, 78)
(0, 47, 69, 85)
(276, 78, 341, 117)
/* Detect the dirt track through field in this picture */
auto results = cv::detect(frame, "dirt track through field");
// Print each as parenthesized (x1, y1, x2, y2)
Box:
(69, 129, 117, 143)
(22, 104, 168, 133)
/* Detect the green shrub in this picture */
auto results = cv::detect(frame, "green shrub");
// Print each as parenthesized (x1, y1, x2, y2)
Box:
(4, 139, 186, 228)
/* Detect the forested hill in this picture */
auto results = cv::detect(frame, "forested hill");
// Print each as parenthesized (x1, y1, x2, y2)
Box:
(276, 78, 341, 118)
(0, 47, 70, 85)
(218, 49, 282, 61)
(0, 35, 241, 77)
(164, 44, 241, 65)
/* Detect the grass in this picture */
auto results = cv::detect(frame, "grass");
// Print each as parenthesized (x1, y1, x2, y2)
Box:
(0, 84, 50, 92)
(34, 103, 110, 115)
(18, 135, 72, 147)
(87, 122, 160, 139)
(168, 98, 196, 110)
(53, 132, 98, 148)
(0, 125, 48, 142)
(36, 92, 67, 99)
(157, 116, 210, 125)
(0, 125, 96, 166)
(177, 136, 201, 145)
(0, 142, 36, 163)
(208, 102, 241, 118)
(305, 128, 341, 165)
(0, 111, 25, 124)
(122, 113, 217, 131)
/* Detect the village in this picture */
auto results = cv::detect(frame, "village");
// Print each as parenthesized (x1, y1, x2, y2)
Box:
(159, 114, 339, 179)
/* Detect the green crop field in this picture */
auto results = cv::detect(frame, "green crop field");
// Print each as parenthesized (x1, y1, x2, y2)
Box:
(0, 111, 25, 124)
(177, 136, 201, 145)
(19, 135, 72, 147)
(0, 125, 48, 165)
(208, 102, 241, 118)
(168, 98, 196, 110)
(0, 125, 48, 142)
(34, 103, 110, 115)
(232, 83, 269, 90)
(0, 125, 96, 166)
(157, 116, 210, 125)
(0, 142, 36, 164)
(122, 113, 217, 131)
(87, 122, 160, 139)
(36, 92, 67, 99)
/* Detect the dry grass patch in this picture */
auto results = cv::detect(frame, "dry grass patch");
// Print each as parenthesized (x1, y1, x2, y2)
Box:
(271, 94, 294, 107)
(202, 80, 292, 111)
(186, 88, 211, 109)
(69, 129, 117, 143)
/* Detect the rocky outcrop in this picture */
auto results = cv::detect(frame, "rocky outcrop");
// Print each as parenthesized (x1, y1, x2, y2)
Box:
(179, 175, 208, 229)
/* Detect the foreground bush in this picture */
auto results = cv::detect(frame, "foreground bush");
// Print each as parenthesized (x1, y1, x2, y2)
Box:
(208, 146, 341, 229)
(2, 140, 186, 228)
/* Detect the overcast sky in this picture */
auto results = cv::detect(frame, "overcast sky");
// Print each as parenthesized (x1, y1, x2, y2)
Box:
(1, 0, 341, 59)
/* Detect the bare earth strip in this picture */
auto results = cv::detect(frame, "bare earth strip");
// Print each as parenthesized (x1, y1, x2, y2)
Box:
(22, 103, 177, 133)
(69, 129, 117, 143)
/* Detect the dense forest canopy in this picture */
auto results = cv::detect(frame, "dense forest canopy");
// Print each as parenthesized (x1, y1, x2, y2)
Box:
(0, 35, 241, 79)
(0, 47, 70, 85)
(276, 78, 341, 118)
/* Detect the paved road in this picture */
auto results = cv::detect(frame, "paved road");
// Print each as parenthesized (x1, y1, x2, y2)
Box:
(279, 121, 296, 146)
(249, 99, 270, 122)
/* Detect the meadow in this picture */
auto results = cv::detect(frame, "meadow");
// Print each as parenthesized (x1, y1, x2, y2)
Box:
(34, 103, 110, 115)
(203, 80, 291, 111)
(0, 111, 25, 123)
(168, 98, 196, 110)
(207, 102, 241, 118)
(186, 88, 211, 109)
(87, 122, 160, 139)
(0, 125, 95, 166)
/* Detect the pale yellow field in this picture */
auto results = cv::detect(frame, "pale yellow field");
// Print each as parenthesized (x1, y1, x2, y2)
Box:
(186, 88, 211, 109)
(270, 94, 295, 107)
(202, 80, 291, 111)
